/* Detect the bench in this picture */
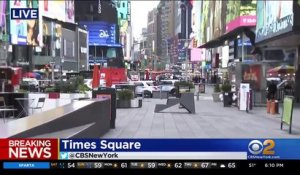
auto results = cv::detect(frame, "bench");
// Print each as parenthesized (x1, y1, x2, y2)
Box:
(0, 99, 111, 138)
(154, 93, 195, 113)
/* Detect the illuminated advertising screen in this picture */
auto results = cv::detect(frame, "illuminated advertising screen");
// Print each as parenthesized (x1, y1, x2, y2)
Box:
(65, 0, 75, 23)
(0, 0, 6, 27)
(200, 0, 209, 44)
(39, 0, 67, 22)
(79, 21, 118, 47)
(26, 0, 40, 46)
(226, 0, 256, 24)
(10, 0, 27, 45)
(256, 0, 293, 42)
(225, 0, 256, 33)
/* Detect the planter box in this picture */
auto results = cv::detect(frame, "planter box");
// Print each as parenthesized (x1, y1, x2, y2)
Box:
(117, 99, 131, 108)
(212, 93, 221, 102)
(152, 91, 169, 99)
(48, 92, 60, 99)
(131, 99, 142, 108)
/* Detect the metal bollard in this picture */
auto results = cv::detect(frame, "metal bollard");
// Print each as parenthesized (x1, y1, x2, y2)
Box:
(142, 90, 144, 99)
(197, 91, 199, 101)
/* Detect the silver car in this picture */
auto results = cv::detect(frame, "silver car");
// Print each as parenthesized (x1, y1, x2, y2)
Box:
(158, 80, 179, 95)
(132, 81, 160, 97)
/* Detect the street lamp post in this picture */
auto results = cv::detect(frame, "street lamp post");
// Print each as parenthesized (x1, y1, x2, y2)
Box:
(180, 2, 189, 80)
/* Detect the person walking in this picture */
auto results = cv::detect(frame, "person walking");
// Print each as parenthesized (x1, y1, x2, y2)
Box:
(267, 80, 277, 100)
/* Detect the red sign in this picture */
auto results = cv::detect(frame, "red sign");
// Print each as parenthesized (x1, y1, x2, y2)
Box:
(0, 139, 58, 160)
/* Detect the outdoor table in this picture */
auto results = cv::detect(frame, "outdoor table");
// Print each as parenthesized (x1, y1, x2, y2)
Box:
(14, 98, 35, 118)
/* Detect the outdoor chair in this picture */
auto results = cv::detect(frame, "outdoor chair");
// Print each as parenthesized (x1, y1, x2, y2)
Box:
(30, 97, 46, 114)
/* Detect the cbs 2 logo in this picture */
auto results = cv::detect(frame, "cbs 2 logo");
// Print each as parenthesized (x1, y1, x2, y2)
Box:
(248, 140, 275, 155)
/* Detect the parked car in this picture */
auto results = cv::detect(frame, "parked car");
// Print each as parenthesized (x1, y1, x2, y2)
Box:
(21, 78, 39, 92)
(84, 79, 106, 89)
(130, 81, 160, 97)
(158, 79, 179, 95)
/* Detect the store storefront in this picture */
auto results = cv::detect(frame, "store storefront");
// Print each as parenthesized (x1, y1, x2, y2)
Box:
(255, 0, 300, 102)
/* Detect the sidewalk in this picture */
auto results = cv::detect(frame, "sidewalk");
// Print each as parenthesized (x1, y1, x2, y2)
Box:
(103, 86, 300, 138)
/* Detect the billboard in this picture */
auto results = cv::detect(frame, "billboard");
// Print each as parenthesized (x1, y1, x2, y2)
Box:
(256, 0, 294, 43)
(39, 0, 74, 23)
(79, 21, 118, 47)
(200, 0, 209, 44)
(242, 64, 261, 90)
(226, 1, 256, 25)
(225, 0, 256, 33)
(26, 0, 40, 46)
(10, 0, 27, 45)
(0, 0, 6, 27)
(191, 48, 205, 62)
(192, 0, 202, 46)
(65, 0, 75, 23)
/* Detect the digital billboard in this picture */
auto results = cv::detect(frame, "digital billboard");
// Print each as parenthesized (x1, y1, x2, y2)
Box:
(40, 0, 74, 23)
(256, 0, 294, 43)
(79, 21, 118, 47)
(226, 0, 256, 25)
(0, 0, 6, 27)
(10, 0, 27, 45)
(65, 0, 75, 23)
(200, 0, 209, 44)
(26, 0, 40, 46)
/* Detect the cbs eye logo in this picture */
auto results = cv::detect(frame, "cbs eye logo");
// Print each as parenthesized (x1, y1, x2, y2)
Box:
(248, 140, 275, 155)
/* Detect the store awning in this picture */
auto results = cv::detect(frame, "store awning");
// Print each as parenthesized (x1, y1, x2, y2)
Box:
(198, 27, 251, 49)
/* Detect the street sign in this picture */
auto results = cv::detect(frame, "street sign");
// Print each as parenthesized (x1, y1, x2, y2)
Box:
(239, 83, 250, 111)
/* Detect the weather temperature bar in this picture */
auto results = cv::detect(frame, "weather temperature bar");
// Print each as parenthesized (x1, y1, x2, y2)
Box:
(2, 161, 295, 170)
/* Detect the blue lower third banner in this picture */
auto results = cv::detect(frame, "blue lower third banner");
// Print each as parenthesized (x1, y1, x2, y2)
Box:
(3, 162, 50, 169)
(59, 139, 300, 160)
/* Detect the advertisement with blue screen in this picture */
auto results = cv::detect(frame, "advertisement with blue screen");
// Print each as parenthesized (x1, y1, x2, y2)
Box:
(79, 21, 119, 47)
(9, 0, 27, 45)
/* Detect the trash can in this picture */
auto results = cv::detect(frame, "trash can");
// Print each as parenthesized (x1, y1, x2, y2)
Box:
(271, 100, 279, 114)
(223, 92, 233, 107)
(92, 87, 116, 129)
(267, 100, 271, 113)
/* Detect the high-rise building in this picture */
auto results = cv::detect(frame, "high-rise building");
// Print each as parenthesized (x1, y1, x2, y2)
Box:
(114, 0, 132, 61)
(157, 1, 175, 65)
(146, 8, 158, 69)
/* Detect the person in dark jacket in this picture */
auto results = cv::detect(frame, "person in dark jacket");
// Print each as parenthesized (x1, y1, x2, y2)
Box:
(267, 81, 277, 100)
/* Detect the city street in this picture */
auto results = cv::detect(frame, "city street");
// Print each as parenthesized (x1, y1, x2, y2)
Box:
(103, 85, 300, 138)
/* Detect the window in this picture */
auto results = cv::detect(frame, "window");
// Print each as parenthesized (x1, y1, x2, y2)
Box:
(146, 82, 154, 86)
(134, 82, 144, 86)
(106, 48, 117, 58)
(64, 39, 74, 57)
(117, 2, 120, 8)
(120, 13, 123, 19)
(123, 2, 125, 7)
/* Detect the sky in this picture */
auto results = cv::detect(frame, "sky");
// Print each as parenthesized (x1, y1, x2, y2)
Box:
(131, 1, 160, 39)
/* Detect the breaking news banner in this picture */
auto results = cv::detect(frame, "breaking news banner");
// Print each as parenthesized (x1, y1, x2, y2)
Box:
(0, 139, 300, 160)
(58, 139, 300, 160)
(0, 139, 58, 160)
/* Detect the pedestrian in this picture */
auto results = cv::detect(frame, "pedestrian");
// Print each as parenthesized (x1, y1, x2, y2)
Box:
(267, 80, 277, 100)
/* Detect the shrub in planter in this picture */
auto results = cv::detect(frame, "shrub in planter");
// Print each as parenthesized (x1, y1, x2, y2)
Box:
(221, 82, 233, 107)
(221, 83, 231, 93)
(117, 89, 133, 108)
(212, 84, 221, 102)
(174, 81, 194, 97)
